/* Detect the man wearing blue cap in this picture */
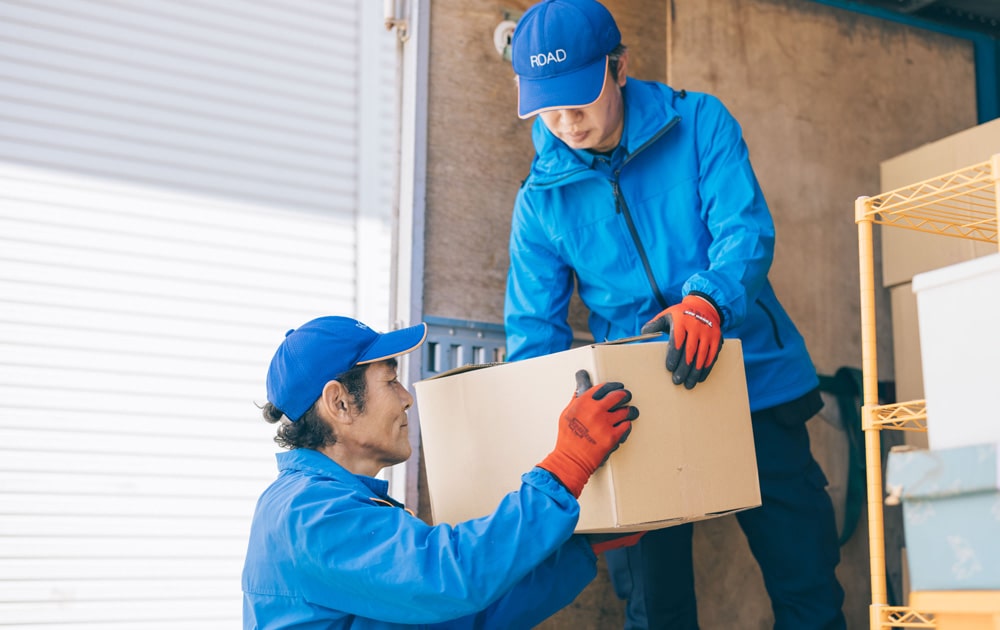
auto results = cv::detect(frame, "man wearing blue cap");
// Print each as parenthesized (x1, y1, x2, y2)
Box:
(504, 1, 846, 628)
(242, 315, 642, 628)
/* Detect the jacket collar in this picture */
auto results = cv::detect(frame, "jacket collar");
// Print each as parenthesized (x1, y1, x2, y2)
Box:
(528, 78, 681, 183)
(276, 448, 391, 499)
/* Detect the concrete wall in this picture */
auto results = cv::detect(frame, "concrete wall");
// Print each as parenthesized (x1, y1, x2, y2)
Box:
(421, 0, 977, 627)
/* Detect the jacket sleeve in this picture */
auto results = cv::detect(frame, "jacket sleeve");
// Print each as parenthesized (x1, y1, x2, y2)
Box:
(432, 535, 597, 629)
(504, 188, 576, 361)
(292, 467, 591, 625)
(682, 94, 775, 330)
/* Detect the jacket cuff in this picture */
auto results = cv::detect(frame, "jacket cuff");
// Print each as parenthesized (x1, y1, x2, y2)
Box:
(686, 290, 725, 328)
(525, 467, 578, 506)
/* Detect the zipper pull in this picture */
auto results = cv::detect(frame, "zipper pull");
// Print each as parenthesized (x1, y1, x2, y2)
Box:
(612, 180, 622, 214)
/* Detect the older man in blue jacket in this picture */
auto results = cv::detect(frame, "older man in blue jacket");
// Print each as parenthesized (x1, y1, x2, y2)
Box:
(242, 315, 641, 629)
(504, 1, 846, 628)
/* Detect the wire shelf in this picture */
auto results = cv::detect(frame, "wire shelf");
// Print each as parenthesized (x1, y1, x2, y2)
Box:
(856, 160, 998, 243)
(881, 606, 936, 628)
(864, 399, 928, 432)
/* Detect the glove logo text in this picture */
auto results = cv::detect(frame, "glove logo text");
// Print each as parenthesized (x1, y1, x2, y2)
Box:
(567, 417, 597, 444)
(684, 308, 714, 328)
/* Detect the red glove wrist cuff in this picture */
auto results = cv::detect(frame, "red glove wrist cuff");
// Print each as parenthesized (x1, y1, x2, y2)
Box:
(537, 451, 589, 498)
(590, 531, 646, 555)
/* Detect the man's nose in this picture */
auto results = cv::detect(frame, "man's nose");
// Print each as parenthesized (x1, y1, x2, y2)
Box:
(556, 109, 583, 124)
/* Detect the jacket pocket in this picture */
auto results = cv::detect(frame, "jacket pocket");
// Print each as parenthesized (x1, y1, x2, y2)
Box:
(756, 298, 784, 349)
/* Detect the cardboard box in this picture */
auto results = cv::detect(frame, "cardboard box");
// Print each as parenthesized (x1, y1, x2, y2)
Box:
(889, 284, 929, 449)
(913, 254, 1000, 450)
(886, 443, 1000, 591)
(414, 338, 760, 533)
(880, 119, 1000, 289)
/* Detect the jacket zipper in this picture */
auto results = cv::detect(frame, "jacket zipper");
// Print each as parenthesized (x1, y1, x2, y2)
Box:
(612, 116, 680, 311)
(612, 178, 669, 309)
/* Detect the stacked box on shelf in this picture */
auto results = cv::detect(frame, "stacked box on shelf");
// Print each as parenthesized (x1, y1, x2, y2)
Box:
(912, 253, 1000, 450)
(886, 443, 1000, 592)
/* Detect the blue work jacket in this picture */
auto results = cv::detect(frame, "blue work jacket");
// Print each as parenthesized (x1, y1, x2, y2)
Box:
(242, 449, 596, 629)
(505, 78, 818, 412)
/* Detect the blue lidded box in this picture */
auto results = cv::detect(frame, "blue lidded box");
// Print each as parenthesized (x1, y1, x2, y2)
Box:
(886, 442, 1000, 591)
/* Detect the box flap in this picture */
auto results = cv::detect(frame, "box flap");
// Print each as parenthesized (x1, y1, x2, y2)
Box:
(417, 333, 665, 382)
(421, 362, 505, 381)
(599, 332, 665, 346)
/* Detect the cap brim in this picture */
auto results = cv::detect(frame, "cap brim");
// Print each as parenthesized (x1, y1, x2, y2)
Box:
(357, 322, 428, 365)
(517, 56, 608, 119)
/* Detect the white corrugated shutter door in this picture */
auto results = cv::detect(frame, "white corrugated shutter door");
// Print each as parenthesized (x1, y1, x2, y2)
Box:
(0, 1, 399, 627)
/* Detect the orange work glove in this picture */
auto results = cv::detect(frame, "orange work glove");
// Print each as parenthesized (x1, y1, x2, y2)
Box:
(641, 293, 723, 390)
(587, 531, 647, 555)
(537, 370, 639, 498)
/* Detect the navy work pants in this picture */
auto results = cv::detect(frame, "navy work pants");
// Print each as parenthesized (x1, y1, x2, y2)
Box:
(605, 391, 846, 629)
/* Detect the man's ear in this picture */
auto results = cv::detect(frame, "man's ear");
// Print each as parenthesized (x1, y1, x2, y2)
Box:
(616, 50, 629, 87)
(317, 380, 353, 423)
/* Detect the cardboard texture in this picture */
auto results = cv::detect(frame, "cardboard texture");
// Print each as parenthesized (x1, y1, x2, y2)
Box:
(913, 254, 1000, 450)
(879, 118, 1000, 288)
(414, 338, 760, 533)
(889, 282, 922, 402)
(886, 443, 1000, 591)
(889, 284, 929, 449)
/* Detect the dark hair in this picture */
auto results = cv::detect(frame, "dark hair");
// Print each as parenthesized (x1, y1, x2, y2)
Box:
(262, 362, 372, 450)
(608, 44, 627, 82)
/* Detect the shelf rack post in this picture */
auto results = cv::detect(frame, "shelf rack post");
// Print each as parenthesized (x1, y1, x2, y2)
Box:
(994, 154, 1000, 252)
(855, 196, 889, 628)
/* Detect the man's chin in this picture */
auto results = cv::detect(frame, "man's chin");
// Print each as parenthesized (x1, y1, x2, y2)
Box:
(562, 138, 591, 150)
(393, 447, 412, 466)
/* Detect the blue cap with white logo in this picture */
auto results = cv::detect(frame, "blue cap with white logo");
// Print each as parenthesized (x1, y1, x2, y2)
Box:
(266, 316, 427, 421)
(511, 0, 621, 119)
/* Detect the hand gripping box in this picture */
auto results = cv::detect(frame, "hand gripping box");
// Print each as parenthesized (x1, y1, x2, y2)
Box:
(414, 337, 761, 533)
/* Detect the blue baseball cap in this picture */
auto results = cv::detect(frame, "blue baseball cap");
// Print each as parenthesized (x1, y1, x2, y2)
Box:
(266, 316, 428, 421)
(511, 0, 621, 119)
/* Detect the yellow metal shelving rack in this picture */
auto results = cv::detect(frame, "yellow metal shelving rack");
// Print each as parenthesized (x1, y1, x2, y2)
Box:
(855, 154, 1000, 629)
